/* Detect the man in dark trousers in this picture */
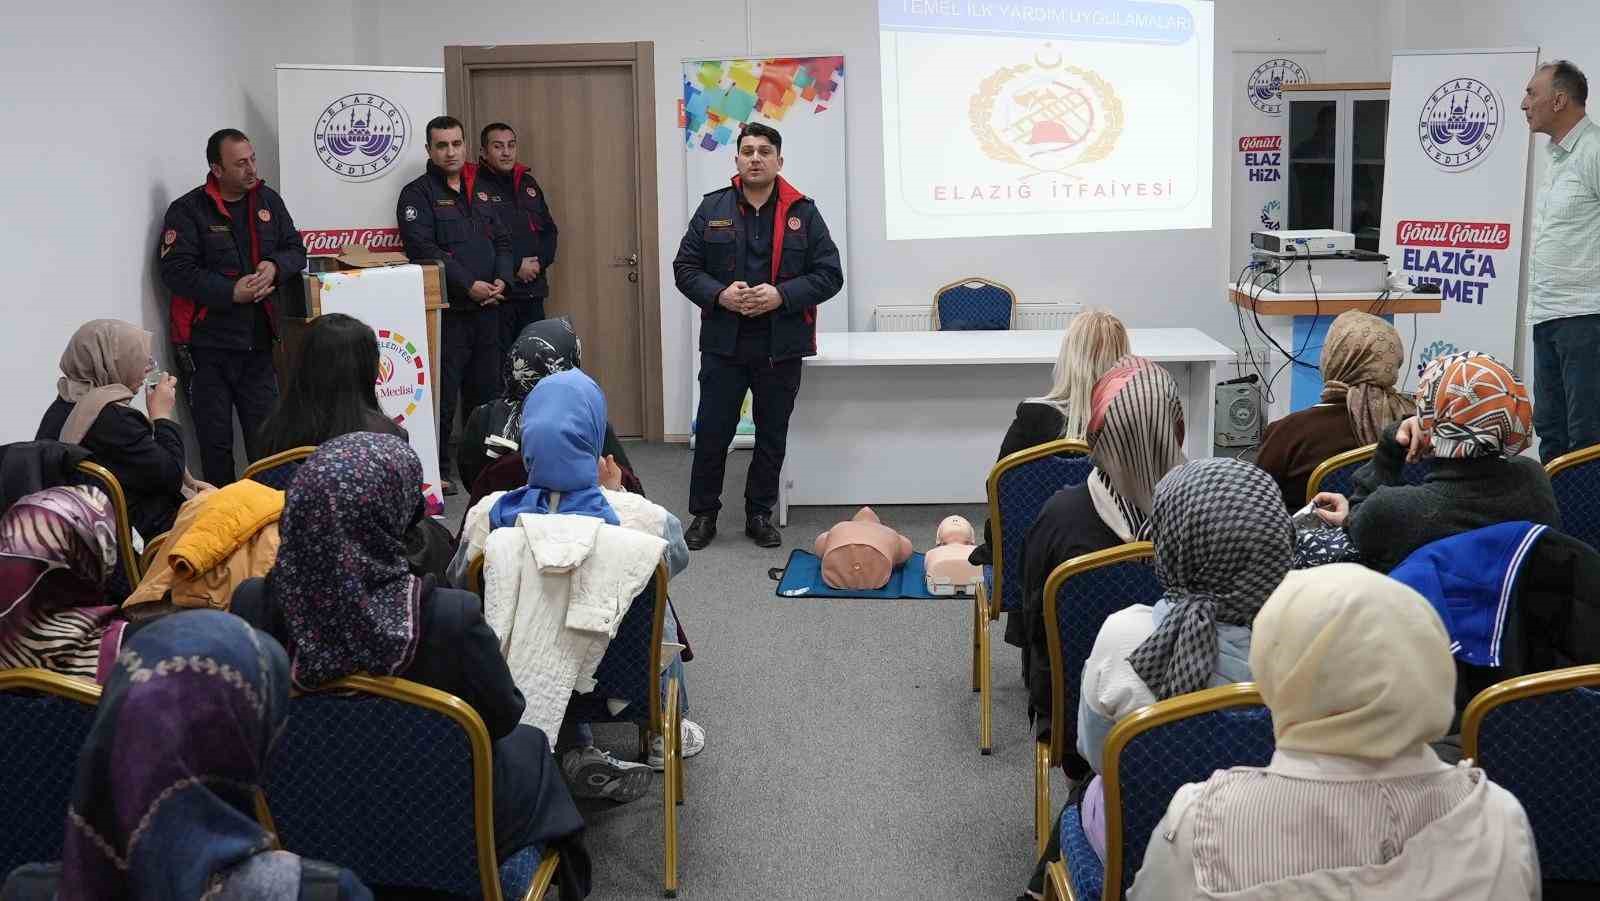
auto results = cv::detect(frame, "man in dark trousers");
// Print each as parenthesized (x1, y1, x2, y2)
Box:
(397, 115, 513, 494)
(476, 122, 559, 353)
(673, 123, 844, 549)
(159, 128, 306, 486)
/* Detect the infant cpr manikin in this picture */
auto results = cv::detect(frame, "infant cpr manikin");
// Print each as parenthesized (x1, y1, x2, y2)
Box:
(925, 515, 983, 596)
(812, 506, 913, 590)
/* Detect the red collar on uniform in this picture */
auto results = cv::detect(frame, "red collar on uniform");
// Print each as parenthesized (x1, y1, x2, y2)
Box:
(203, 173, 263, 218)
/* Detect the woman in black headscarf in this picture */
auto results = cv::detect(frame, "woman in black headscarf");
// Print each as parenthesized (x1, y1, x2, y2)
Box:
(457, 318, 640, 506)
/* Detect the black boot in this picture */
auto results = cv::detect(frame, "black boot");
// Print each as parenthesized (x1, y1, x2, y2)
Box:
(745, 513, 782, 548)
(685, 514, 717, 550)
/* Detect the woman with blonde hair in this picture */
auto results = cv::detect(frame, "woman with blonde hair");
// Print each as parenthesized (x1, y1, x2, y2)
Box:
(970, 309, 1129, 568)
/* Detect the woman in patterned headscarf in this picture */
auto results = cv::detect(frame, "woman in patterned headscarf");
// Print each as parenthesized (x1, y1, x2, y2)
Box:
(1256, 311, 1417, 509)
(1311, 351, 1560, 572)
(457, 318, 640, 502)
(1075, 457, 1294, 863)
(1021, 356, 1187, 753)
(1, 610, 373, 900)
(228, 434, 591, 893)
(0, 486, 125, 682)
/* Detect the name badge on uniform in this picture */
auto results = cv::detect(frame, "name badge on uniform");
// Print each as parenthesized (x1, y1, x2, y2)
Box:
(436, 198, 455, 207)
(476, 191, 488, 202)
(208, 224, 231, 233)
(708, 218, 733, 228)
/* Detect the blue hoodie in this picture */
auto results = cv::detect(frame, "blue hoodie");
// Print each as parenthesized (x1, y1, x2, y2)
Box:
(1389, 521, 1547, 667)
(489, 369, 620, 529)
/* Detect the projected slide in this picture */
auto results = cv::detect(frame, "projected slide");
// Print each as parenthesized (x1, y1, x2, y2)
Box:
(880, 0, 1214, 240)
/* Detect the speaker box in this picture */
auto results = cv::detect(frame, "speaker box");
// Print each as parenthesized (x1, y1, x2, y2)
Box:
(1215, 382, 1262, 447)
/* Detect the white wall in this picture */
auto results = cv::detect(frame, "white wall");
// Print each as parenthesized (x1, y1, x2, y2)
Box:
(0, 2, 355, 443)
(4, 1, 1398, 443)
(352, 0, 1392, 437)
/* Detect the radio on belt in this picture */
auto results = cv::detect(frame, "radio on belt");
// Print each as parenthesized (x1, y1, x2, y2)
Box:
(1251, 229, 1356, 256)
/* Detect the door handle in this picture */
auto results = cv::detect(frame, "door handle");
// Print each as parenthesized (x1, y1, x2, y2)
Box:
(610, 253, 639, 267)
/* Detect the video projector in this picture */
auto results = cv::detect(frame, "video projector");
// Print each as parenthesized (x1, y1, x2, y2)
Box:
(1250, 229, 1356, 257)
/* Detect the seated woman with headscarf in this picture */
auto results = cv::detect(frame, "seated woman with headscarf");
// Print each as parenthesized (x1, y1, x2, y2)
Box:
(228, 434, 591, 897)
(458, 318, 641, 506)
(453, 369, 699, 801)
(0, 486, 127, 681)
(36, 320, 192, 539)
(0, 610, 373, 900)
(1255, 310, 1416, 510)
(1129, 564, 1540, 900)
(1312, 351, 1560, 573)
(1077, 457, 1295, 863)
(1021, 356, 1187, 760)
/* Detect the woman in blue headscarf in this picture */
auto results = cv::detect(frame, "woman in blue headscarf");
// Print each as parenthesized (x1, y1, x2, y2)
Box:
(454, 369, 699, 800)
(0, 609, 372, 900)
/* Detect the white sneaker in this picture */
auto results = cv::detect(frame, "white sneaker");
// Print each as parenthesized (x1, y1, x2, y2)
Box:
(647, 718, 706, 771)
(562, 746, 652, 803)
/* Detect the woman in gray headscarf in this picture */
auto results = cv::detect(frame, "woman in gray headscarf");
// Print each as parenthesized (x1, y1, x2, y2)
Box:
(1074, 456, 1294, 862)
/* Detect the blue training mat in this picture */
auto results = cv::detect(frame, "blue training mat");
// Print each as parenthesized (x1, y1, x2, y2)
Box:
(774, 549, 938, 599)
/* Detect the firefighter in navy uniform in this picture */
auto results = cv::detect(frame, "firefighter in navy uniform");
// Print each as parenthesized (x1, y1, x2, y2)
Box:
(673, 123, 844, 549)
(396, 115, 513, 494)
(476, 122, 560, 353)
(158, 128, 306, 486)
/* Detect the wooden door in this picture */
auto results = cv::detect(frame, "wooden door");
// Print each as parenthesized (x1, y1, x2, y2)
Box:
(446, 43, 661, 439)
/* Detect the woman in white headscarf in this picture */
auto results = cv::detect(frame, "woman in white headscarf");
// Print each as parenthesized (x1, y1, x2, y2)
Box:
(1129, 564, 1539, 900)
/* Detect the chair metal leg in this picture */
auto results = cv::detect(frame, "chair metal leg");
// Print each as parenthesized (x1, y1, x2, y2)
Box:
(662, 677, 680, 898)
(674, 691, 685, 805)
(1034, 740, 1052, 858)
(971, 590, 984, 692)
(978, 604, 993, 755)
(1045, 859, 1073, 901)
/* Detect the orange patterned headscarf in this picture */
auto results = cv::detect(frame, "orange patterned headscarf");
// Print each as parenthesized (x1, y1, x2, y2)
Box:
(1415, 352, 1532, 459)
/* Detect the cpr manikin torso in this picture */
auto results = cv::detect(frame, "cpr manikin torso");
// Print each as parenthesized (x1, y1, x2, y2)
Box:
(925, 515, 983, 596)
(813, 506, 913, 590)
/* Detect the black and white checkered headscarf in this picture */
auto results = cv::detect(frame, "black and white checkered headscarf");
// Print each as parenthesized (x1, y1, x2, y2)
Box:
(1127, 457, 1294, 700)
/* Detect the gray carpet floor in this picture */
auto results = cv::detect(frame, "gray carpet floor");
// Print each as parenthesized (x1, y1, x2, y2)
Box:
(447, 441, 1052, 899)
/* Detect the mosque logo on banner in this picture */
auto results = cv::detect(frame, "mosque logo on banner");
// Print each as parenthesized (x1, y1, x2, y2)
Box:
(375, 329, 427, 425)
(1246, 58, 1309, 116)
(315, 93, 408, 181)
(1417, 78, 1501, 171)
(970, 47, 1123, 177)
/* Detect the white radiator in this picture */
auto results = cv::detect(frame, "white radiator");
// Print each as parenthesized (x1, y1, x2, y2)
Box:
(873, 302, 1083, 332)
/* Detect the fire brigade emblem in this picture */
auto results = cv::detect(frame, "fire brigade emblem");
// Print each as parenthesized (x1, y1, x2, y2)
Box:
(970, 46, 1123, 177)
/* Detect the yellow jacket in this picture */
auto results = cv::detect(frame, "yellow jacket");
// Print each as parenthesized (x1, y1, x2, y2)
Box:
(125, 480, 284, 610)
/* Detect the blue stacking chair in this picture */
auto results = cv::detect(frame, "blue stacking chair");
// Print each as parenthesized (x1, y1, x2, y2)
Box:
(474, 558, 684, 896)
(1305, 442, 1432, 505)
(1035, 543, 1161, 855)
(242, 445, 319, 491)
(1546, 444, 1600, 552)
(975, 439, 1094, 755)
(259, 675, 560, 901)
(1048, 684, 1274, 901)
(1463, 664, 1600, 887)
(69, 460, 143, 595)
(934, 277, 1016, 331)
(0, 669, 102, 880)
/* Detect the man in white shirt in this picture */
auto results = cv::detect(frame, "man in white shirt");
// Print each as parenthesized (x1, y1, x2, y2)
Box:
(1524, 60, 1600, 462)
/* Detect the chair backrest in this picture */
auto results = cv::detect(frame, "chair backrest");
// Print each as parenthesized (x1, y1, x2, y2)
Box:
(0, 669, 101, 879)
(585, 564, 670, 732)
(1043, 543, 1162, 768)
(1463, 664, 1600, 883)
(70, 460, 141, 592)
(242, 446, 318, 491)
(262, 675, 507, 900)
(139, 530, 171, 575)
(1546, 443, 1600, 552)
(987, 440, 1093, 616)
(934, 277, 1016, 331)
(1103, 684, 1275, 899)
(1305, 442, 1431, 505)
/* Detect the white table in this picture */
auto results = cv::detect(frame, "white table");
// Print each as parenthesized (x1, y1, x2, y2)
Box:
(777, 329, 1236, 525)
